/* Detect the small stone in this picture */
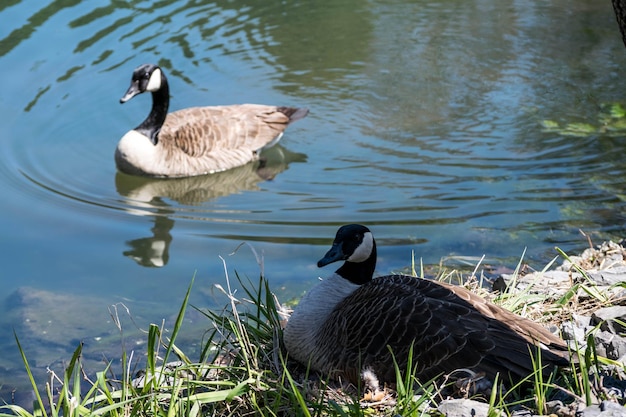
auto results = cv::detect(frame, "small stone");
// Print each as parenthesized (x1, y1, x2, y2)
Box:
(437, 398, 504, 417)
(544, 270, 572, 283)
(592, 306, 626, 334)
(600, 400, 623, 412)
(509, 409, 533, 417)
(543, 399, 585, 417)
(588, 271, 626, 286)
(572, 314, 592, 328)
(592, 331, 626, 360)
(561, 319, 588, 346)
(579, 404, 602, 417)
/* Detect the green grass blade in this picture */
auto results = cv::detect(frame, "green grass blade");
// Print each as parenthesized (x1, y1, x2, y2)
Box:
(12, 331, 48, 417)
(161, 275, 195, 379)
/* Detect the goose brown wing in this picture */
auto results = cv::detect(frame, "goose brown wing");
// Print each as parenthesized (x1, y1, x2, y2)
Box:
(318, 275, 568, 384)
(437, 280, 567, 350)
(159, 105, 295, 158)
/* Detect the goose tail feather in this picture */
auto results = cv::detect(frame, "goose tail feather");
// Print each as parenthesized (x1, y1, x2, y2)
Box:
(277, 106, 309, 122)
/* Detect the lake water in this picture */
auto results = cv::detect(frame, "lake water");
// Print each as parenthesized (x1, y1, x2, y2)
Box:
(2, 0, 626, 400)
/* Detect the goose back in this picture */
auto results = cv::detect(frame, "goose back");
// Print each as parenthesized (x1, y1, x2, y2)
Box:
(312, 274, 568, 384)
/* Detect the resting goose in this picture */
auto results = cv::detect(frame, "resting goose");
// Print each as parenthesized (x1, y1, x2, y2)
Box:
(116, 63, 308, 178)
(284, 224, 571, 386)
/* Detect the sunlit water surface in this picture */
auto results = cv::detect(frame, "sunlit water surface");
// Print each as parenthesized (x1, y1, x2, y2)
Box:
(1, 0, 626, 399)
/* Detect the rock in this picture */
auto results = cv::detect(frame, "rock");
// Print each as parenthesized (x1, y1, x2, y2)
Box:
(543, 270, 573, 283)
(557, 241, 626, 273)
(499, 270, 574, 301)
(579, 404, 602, 416)
(5, 287, 110, 347)
(437, 398, 504, 417)
(578, 402, 626, 416)
(592, 306, 626, 334)
(573, 313, 593, 328)
(0, 286, 204, 391)
(588, 268, 626, 286)
(559, 256, 583, 272)
(600, 400, 624, 412)
(545, 399, 578, 417)
(509, 409, 534, 417)
(562, 317, 589, 346)
(592, 331, 626, 361)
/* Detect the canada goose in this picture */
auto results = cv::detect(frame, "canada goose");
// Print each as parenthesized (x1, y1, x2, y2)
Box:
(283, 224, 570, 386)
(116, 63, 308, 178)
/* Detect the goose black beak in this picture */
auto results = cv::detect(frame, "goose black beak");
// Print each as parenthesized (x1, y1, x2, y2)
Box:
(317, 242, 346, 267)
(120, 82, 142, 103)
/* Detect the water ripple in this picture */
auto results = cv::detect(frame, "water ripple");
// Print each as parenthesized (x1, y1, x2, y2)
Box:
(2, 0, 626, 274)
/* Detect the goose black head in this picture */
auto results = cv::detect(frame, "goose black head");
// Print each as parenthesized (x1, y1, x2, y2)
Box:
(120, 63, 165, 103)
(318, 224, 377, 284)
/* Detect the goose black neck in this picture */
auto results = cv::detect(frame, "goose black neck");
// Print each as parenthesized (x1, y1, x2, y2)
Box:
(336, 243, 377, 285)
(136, 77, 169, 145)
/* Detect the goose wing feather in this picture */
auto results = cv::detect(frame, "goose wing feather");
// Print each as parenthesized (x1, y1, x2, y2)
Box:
(316, 275, 568, 383)
(159, 104, 294, 158)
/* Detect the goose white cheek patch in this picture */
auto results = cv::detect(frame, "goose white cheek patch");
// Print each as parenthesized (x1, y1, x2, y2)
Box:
(347, 232, 373, 263)
(146, 68, 162, 91)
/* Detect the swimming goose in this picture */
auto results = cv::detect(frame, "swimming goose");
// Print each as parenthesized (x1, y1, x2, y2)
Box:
(116, 63, 308, 178)
(283, 224, 570, 386)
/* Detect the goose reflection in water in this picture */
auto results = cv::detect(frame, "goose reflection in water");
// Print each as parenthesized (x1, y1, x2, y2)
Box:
(115, 145, 306, 267)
